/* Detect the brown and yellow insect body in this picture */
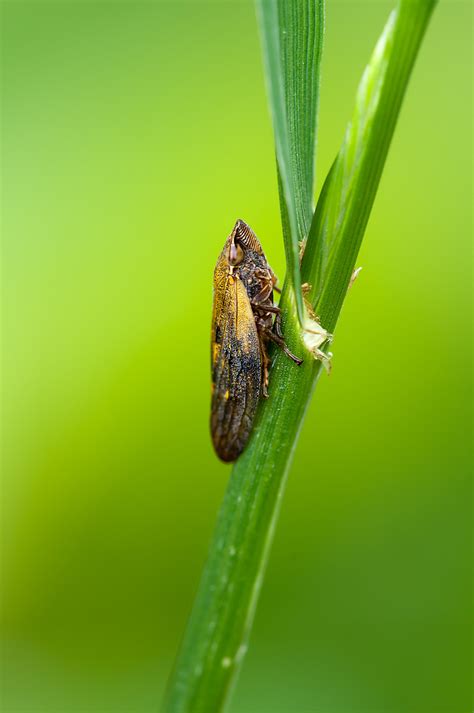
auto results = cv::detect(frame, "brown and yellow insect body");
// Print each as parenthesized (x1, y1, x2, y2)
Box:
(211, 219, 302, 463)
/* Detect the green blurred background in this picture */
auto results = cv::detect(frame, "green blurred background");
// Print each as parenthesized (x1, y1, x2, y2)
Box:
(1, 1, 471, 711)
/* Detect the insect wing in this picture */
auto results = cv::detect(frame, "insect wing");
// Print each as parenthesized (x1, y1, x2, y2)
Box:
(211, 269, 261, 462)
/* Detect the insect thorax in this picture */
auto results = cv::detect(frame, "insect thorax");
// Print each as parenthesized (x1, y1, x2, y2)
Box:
(235, 249, 272, 302)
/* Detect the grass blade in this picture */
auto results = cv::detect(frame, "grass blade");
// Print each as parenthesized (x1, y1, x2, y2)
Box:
(256, 0, 324, 324)
(163, 2, 436, 711)
(302, 0, 438, 330)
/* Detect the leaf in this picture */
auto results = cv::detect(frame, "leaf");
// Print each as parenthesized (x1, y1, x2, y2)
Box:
(256, 0, 324, 324)
(302, 0, 438, 332)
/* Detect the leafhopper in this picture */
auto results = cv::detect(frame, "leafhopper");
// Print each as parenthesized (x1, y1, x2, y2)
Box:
(211, 219, 302, 462)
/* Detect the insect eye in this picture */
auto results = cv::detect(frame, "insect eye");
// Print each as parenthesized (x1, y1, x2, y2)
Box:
(229, 242, 244, 266)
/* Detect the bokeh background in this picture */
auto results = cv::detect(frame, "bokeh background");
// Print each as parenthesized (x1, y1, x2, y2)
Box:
(1, 1, 471, 712)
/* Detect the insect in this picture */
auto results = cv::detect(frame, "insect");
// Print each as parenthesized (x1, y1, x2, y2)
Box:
(211, 219, 302, 462)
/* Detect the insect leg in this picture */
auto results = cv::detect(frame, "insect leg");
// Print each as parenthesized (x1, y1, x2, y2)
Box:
(251, 301, 280, 314)
(274, 311, 284, 339)
(261, 326, 303, 366)
(260, 343, 270, 398)
(251, 282, 273, 304)
(271, 273, 281, 293)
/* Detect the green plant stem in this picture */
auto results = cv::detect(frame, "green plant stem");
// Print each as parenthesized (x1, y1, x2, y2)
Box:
(163, 286, 316, 713)
(163, 2, 436, 711)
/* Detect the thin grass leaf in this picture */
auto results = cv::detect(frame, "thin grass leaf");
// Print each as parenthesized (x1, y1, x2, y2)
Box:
(163, 2, 436, 712)
(256, 0, 324, 324)
(302, 0, 438, 331)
